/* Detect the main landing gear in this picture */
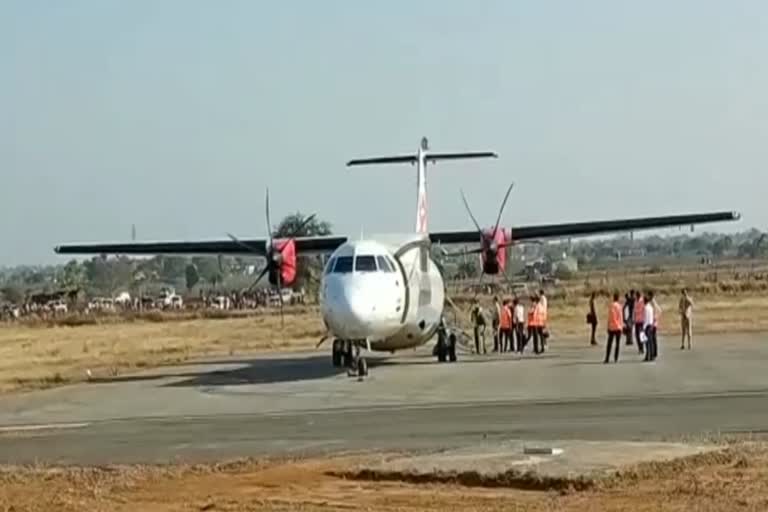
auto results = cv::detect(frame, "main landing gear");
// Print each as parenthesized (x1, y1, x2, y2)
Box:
(331, 339, 368, 378)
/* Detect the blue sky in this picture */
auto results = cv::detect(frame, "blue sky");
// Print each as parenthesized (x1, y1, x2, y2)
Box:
(2, 1, 766, 264)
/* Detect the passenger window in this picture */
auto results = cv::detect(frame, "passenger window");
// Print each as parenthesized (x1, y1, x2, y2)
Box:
(355, 255, 377, 272)
(376, 255, 394, 272)
(333, 256, 354, 273)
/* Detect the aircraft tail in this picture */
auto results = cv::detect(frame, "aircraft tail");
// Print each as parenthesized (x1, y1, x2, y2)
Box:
(346, 137, 498, 234)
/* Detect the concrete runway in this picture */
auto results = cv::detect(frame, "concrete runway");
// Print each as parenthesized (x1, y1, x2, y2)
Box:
(1, 333, 767, 465)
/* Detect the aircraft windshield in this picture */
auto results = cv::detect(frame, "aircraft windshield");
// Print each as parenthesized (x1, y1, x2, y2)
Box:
(355, 255, 377, 272)
(333, 256, 354, 273)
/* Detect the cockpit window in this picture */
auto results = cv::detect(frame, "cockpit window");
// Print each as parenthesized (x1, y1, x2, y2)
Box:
(333, 256, 354, 273)
(324, 257, 336, 275)
(376, 255, 395, 272)
(355, 255, 377, 272)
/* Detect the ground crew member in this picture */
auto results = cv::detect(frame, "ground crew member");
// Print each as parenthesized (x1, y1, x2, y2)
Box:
(538, 289, 549, 351)
(470, 299, 487, 355)
(604, 292, 623, 363)
(643, 292, 657, 362)
(499, 299, 513, 353)
(527, 295, 543, 354)
(623, 290, 635, 346)
(633, 290, 645, 354)
(587, 292, 598, 346)
(679, 288, 693, 350)
(513, 297, 526, 353)
(492, 296, 501, 352)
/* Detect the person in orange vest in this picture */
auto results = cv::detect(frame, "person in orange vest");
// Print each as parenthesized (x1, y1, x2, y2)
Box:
(538, 289, 549, 351)
(499, 298, 513, 353)
(604, 291, 624, 363)
(633, 290, 645, 355)
(526, 295, 543, 355)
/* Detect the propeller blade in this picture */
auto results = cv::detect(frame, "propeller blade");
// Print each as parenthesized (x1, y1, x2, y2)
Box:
(265, 188, 273, 247)
(472, 271, 485, 301)
(284, 213, 317, 240)
(246, 266, 269, 292)
(226, 233, 262, 253)
(460, 189, 483, 234)
(277, 270, 284, 329)
(492, 182, 514, 239)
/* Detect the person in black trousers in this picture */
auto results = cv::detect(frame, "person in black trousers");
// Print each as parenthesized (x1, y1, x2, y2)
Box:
(604, 292, 623, 364)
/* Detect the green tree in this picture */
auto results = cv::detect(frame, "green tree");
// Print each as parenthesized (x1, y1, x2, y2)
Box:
(191, 257, 222, 285)
(0, 285, 24, 304)
(185, 264, 200, 291)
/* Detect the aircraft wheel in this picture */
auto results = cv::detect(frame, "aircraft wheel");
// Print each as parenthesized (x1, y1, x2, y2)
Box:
(357, 357, 368, 377)
(448, 333, 457, 362)
(331, 340, 343, 367)
(344, 342, 355, 368)
(436, 339, 447, 362)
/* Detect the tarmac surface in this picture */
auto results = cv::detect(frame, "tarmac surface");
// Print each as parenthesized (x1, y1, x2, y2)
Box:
(0, 332, 767, 465)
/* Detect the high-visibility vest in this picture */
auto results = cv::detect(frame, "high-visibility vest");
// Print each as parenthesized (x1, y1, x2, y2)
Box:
(527, 305, 537, 327)
(608, 301, 623, 331)
(634, 298, 645, 323)
(500, 305, 512, 329)
(539, 298, 548, 325)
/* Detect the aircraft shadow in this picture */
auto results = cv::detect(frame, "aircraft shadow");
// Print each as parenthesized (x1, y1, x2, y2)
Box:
(87, 350, 525, 389)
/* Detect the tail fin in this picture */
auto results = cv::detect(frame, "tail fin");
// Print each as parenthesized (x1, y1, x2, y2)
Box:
(346, 137, 498, 234)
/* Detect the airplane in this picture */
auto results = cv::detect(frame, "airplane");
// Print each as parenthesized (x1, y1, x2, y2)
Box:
(54, 136, 741, 376)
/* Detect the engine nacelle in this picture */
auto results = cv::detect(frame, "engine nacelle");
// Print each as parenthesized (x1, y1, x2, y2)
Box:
(268, 238, 298, 287)
(479, 227, 511, 275)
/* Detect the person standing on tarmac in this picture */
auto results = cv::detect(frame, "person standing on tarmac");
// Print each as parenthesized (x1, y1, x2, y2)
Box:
(513, 297, 526, 353)
(679, 288, 694, 350)
(643, 292, 657, 362)
(604, 292, 624, 363)
(538, 289, 549, 351)
(499, 299, 512, 353)
(623, 291, 635, 346)
(470, 299, 487, 355)
(527, 295, 543, 354)
(491, 296, 501, 352)
(633, 290, 645, 354)
(587, 292, 598, 346)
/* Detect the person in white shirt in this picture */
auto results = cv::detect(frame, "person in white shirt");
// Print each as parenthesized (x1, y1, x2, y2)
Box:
(643, 292, 657, 362)
(513, 298, 526, 353)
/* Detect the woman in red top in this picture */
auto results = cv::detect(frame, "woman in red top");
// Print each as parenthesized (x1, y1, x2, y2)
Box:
(604, 292, 624, 364)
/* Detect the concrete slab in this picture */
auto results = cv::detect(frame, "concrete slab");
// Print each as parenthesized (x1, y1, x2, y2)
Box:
(342, 440, 719, 490)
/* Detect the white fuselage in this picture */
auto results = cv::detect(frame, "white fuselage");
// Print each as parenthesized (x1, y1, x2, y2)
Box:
(319, 235, 445, 352)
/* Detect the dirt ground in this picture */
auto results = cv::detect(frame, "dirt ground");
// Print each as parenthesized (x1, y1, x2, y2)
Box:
(1, 293, 768, 393)
(1, 442, 767, 512)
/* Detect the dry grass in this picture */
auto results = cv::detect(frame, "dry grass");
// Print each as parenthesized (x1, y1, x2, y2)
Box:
(0, 309, 326, 394)
(2, 442, 768, 511)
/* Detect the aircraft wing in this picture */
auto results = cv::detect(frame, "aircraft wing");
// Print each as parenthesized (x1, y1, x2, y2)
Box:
(429, 211, 741, 245)
(54, 235, 349, 256)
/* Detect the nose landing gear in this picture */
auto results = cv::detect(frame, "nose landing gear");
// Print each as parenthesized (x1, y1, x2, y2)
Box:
(331, 339, 369, 378)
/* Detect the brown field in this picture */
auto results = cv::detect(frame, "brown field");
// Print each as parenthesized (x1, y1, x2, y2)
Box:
(2, 440, 767, 511)
(2, 262, 768, 394)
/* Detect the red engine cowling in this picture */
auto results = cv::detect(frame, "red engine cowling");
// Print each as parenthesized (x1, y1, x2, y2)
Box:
(269, 238, 297, 286)
(479, 227, 511, 275)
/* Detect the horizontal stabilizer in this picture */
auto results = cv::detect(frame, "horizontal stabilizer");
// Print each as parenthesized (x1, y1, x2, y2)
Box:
(427, 152, 498, 162)
(346, 155, 417, 166)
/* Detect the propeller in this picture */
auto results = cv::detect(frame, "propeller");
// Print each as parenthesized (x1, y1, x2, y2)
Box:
(228, 188, 317, 329)
(442, 182, 515, 296)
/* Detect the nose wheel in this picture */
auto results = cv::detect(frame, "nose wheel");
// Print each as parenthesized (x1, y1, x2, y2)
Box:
(331, 339, 368, 377)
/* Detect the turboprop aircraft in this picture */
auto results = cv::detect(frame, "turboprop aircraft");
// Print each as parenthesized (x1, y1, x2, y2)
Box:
(54, 136, 740, 376)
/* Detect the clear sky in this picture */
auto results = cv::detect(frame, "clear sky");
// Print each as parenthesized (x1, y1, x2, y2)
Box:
(2, 1, 766, 265)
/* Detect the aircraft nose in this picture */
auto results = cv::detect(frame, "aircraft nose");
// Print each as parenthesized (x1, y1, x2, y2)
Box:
(339, 285, 377, 326)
